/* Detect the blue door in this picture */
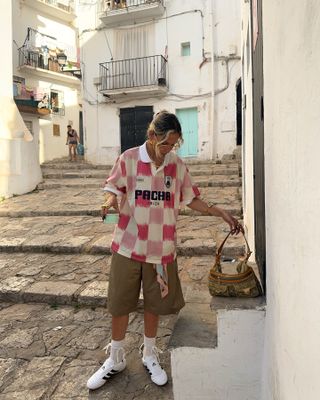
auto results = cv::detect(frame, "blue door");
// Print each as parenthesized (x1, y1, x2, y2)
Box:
(176, 107, 198, 157)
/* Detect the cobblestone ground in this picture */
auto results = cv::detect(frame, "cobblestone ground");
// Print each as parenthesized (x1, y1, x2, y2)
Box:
(0, 303, 175, 400)
(0, 157, 243, 399)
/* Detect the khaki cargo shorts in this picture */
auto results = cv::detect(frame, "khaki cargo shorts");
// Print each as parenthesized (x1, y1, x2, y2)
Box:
(107, 252, 185, 316)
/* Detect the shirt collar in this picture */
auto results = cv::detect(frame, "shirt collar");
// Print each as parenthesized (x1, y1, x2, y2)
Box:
(139, 141, 173, 167)
(139, 142, 152, 163)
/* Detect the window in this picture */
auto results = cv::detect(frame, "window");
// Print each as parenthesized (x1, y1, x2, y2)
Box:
(181, 42, 191, 56)
(53, 124, 60, 136)
(50, 90, 65, 116)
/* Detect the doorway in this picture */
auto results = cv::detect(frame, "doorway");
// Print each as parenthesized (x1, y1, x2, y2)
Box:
(79, 111, 84, 145)
(251, 0, 266, 290)
(236, 79, 242, 146)
(176, 107, 198, 157)
(120, 106, 154, 153)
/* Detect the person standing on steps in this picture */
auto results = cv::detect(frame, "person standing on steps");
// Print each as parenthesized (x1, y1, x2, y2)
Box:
(87, 110, 243, 390)
(66, 124, 79, 161)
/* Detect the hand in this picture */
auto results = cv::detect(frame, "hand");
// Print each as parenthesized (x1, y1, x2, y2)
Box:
(101, 193, 119, 221)
(221, 211, 244, 235)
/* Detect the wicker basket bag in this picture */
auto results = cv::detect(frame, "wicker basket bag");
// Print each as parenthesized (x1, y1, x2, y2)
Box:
(208, 231, 263, 297)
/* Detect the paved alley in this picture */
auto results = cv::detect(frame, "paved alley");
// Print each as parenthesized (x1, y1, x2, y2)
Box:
(0, 156, 243, 399)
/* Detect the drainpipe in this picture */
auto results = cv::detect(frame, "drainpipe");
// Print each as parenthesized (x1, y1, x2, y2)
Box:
(210, 1, 216, 160)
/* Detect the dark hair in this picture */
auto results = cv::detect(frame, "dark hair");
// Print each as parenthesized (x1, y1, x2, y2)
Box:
(67, 125, 72, 128)
(148, 110, 182, 137)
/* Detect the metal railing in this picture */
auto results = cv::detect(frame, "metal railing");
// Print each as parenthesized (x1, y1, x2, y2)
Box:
(38, 0, 75, 13)
(19, 46, 61, 72)
(99, 55, 167, 91)
(98, 0, 163, 13)
(18, 46, 81, 78)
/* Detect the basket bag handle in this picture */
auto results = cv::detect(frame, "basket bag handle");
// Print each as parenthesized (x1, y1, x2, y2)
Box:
(214, 230, 252, 273)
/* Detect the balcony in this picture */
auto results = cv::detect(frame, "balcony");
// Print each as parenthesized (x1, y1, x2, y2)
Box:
(13, 77, 68, 117)
(13, 81, 51, 117)
(22, 0, 76, 23)
(98, 0, 165, 27)
(99, 55, 168, 99)
(18, 45, 81, 86)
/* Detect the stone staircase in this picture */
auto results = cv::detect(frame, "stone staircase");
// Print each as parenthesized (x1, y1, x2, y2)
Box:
(0, 156, 248, 399)
(0, 156, 244, 307)
(0, 155, 263, 400)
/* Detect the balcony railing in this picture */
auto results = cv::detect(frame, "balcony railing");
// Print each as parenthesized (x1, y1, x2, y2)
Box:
(18, 46, 81, 79)
(98, 0, 164, 26)
(99, 0, 163, 13)
(38, 0, 75, 13)
(99, 55, 167, 92)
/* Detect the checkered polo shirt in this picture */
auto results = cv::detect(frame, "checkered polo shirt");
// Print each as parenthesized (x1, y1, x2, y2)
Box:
(103, 142, 200, 264)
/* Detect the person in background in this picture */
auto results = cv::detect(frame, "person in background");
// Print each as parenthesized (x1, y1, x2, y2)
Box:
(66, 125, 79, 161)
(87, 110, 243, 391)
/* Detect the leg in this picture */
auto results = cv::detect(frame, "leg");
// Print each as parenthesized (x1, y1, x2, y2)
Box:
(73, 144, 77, 161)
(141, 310, 167, 385)
(87, 315, 128, 390)
(144, 310, 159, 338)
(112, 314, 129, 340)
(68, 144, 72, 160)
(71, 144, 76, 161)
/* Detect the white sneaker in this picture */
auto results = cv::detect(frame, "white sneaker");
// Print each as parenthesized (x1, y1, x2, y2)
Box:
(87, 344, 126, 390)
(140, 344, 168, 386)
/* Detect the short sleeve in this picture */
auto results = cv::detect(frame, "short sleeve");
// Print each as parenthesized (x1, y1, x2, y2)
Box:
(103, 155, 127, 196)
(180, 165, 200, 206)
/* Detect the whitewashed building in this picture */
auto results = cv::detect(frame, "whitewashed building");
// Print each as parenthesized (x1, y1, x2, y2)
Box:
(78, 0, 241, 164)
(173, 1, 320, 399)
(0, 0, 40, 199)
(12, 0, 81, 164)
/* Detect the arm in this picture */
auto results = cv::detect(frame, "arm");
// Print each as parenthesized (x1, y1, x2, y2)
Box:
(101, 191, 119, 220)
(187, 197, 243, 234)
(101, 155, 126, 220)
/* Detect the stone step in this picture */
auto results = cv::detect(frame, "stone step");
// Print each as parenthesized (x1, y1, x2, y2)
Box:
(0, 204, 242, 218)
(0, 187, 242, 217)
(41, 164, 239, 179)
(0, 215, 245, 257)
(0, 252, 247, 308)
(41, 157, 239, 169)
(37, 175, 241, 190)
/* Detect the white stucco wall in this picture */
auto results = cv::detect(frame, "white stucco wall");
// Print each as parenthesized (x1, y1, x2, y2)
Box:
(79, 0, 240, 164)
(261, 1, 320, 399)
(0, 0, 42, 198)
(172, 309, 265, 400)
(212, 0, 241, 159)
(12, 0, 80, 163)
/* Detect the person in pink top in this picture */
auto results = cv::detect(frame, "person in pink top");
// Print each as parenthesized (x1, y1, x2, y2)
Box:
(87, 110, 243, 390)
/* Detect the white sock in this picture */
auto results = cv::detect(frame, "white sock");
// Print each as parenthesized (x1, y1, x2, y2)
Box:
(110, 339, 124, 363)
(143, 335, 156, 358)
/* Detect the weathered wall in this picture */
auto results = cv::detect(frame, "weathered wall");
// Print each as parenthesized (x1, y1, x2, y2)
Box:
(261, 1, 320, 398)
(0, 0, 42, 198)
(79, 0, 241, 164)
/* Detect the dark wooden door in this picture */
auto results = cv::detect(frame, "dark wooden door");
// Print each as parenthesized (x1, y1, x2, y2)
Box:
(79, 111, 84, 145)
(251, 0, 266, 290)
(120, 106, 154, 153)
(236, 79, 242, 146)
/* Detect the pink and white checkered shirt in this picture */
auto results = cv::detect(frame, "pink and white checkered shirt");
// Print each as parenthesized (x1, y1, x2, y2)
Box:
(103, 142, 200, 264)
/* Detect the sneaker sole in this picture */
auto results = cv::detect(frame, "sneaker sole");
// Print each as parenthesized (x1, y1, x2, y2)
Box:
(87, 362, 126, 390)
(143, 363, 168, 386)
